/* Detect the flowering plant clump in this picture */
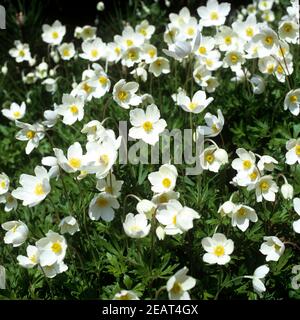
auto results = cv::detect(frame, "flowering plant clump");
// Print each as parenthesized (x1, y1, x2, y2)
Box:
(0, 0, 300, 300)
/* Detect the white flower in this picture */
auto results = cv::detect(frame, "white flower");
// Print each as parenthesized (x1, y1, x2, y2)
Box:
(17, 245, 39, 268)
(156, 199, 200, 235)
(56, 94, 84, 125)
(123, 213, 151, 238)
(292, 198, 300, 233)
(15, 121, 45, 155)
(80, 38, 106, 61)
(81, 120, 105, 142)
(197, 0, 231, 27)
(42, 79, 58, 94)
(0, 172, 9, 195)
(88, 193, 119, 222)
(202, 233, 234, 265)
(74, 26, 97, 40)
(218, 198, 236, 217)
(251, 27, 279, 58)
(1, 220, 29, 247)
(58, 42, 75, 60)
(96, 174, 123, 197)
(136, 199, 157, 219)
(53, 142, 83, 173)
(12, 166, 51, 207)
(1, 102, 26, 121)
(250, 75, 266, 94)
(200, 145, 228, 172)
(281, 182, 293, 200)
(82, 138, 119, 179)
(257, 155, 278, 171)
(167, 267, 196, 300)
(284, 89, 300, 116)
(129, 104, 167, 145)
(59, 216, 80, 235)
(278, 20, 299, 44)
(114, 26, 144, 51)
(255, 175, 278, 202)
(136, 20, 155, 40)
(96, 1, 105, 11)
(232, 148, 256, 173)
(244, 265, 270, 293)
(39, 261, 68, 278)
(0, 266, 5, 289)
(149, 57, 170, 77)
(0, 192, 18, 212)
(260, 236, 285, 262)
(223, 51, 245, 69)
(41, 156, 59, 180)
(36, 231, 67, 267)
(113, 290, 139, 300)
(196, 109, 224, 137)
(152, 191, 180, 205)
(86, 63, 111, 99)
(177, 90, 213, 114)
(148, 164, 178, 193)
(232, 14, 258, 41)
(42, 20, 66, 45)
(286, 138, 300, 165)
(113, 79, 142, 109)
(230, 204, 258, 232)
(9, 40, 32, 63)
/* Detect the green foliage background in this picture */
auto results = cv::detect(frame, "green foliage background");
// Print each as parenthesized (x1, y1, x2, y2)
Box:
(0, 0, 300, 299)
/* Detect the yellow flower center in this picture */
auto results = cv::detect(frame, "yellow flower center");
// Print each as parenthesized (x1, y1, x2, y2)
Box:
(148, 49, 156, 58)
(70, 105, 78, 114)
(212, 124, 219, 133)
(214, 245, 225, 257)
(156, 59, 162, 67)
(267, 65, 274, 73)
(274, 244, 281, 251)
(243, 160, 251, 169)
(1, 181, 6, 189)
(143, 121, 153, 132)
(277, 65, 283, 73)
(162, 178, 171, 188)
(100, 154, 109, 166)
(52, 31, 59, 39)
(284, 24, 292, 33)
(290, 95, 298, 103)
(158, 194, 168, 203)
(69, 158, 81, 168)
(34, 183, 45, 196)
(11, 225, 18, 233)
(96, 197, 108, 207)
(249, 170, 258, 181)
(13, 111, 21, 118)
(237, 208, 246, 217)
(126, 39, 133, 47)
(260, 181, 269, 191)
(265, 36, 273, 45)
(206, 59, 213, 67)
(189, 102, 197, 111)
(30, 255, 37, 263)
(171, 282, 182, 294)
(114, 47, 121, 55)
(19, 50, 25, 57)
(187, 27, 195, 36)
(206, 153, 215, 164)
(105, 186, 113, 194)
(83, 82, 92, 93)
(51, 242, 62, 254)
(139, 28, 147, 36)
(128, 49, 137, 60)
(99, 76, 108, 85)
(26, 130, 36, 139)
(295, 145, 300, 156)
(63, 48, 70, 57)
(91, 49, 99, 58)
(230, 54, 238, 63)
(118, 90, 128, 101)
(246, 27, 254, 37)
(119, 293, 130, 300)
(224, 36, 232, 45)
(199, 46, 206, 54)
(210, 11, 219, 20)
